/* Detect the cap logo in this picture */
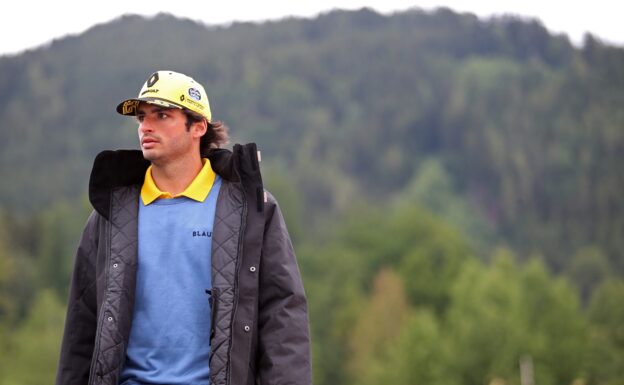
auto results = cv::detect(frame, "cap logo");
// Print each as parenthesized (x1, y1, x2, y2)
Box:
(180, 95, 185, 102)
(122, 100, 139, 115)
(188, 88, 202, 101)
(146, 72, 159, 87)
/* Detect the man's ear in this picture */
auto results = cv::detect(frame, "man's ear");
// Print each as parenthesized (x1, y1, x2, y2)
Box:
(192, 119, 208, 138)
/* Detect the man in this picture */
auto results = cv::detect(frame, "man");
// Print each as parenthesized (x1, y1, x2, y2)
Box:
(56, 70, 311, 385)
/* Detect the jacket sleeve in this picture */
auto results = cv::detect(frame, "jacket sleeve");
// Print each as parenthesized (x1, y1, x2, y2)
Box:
(256, 195, 312, 385)
(55, 211, 100, 385)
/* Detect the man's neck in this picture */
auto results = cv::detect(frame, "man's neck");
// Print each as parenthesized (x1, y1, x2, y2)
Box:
(150, 154, 203, 196)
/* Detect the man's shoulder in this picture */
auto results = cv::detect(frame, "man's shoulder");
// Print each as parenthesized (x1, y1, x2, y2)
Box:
(89, 150, 146, 220)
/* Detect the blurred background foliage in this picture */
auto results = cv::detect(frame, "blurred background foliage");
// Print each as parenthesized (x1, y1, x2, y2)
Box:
(0, 6, 623, 385)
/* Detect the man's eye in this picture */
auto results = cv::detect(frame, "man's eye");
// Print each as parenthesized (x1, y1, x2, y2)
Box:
(136, 115, 145, 123)
(158, 112, 168, 119)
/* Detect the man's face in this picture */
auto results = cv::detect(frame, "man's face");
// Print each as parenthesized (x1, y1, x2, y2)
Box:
(136, 103, 197, 164)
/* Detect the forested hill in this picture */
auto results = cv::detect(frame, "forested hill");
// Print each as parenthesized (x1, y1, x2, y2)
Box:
(0, 7, 623, 274)
(2, 8, 624, 384)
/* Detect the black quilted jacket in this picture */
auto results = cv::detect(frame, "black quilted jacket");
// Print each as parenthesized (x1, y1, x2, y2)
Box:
(55, 144, 311, 385)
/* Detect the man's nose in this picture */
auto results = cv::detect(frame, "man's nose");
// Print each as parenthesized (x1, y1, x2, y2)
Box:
(139, 120, 154, 133)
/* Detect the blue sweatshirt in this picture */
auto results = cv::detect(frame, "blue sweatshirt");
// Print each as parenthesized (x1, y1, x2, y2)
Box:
(120, 175, 222, 385)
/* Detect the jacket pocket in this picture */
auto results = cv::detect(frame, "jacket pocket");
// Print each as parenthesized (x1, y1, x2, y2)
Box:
(207, 287, 220, 340)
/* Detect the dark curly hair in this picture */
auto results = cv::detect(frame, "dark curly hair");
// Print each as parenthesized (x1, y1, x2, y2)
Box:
(183, 110, 229, 155)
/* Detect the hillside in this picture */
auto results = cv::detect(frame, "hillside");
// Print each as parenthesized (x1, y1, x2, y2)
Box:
(1, 7, 624, 385)
(1, 8, 622, 273)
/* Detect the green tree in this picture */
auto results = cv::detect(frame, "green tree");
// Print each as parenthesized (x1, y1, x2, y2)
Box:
(373, 309, 454, 385)
(518, 258, 587, 385)
(445, 253, 525, 385)
(35, 199, 90, 298)
(566, 246, 612, 304)
(348, 269, 410, 385)
(299, 243, 366, 385)
(395, 204, 473, 314)
(586, 279, 624, 384)
(0, 211, 37, 323)
(445, 250, 587, 385)
(0, 290, 65, 385)
(396, 156, 494, 253)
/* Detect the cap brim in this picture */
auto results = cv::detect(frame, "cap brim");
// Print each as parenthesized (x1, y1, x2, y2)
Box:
(116, 97, 185, 116)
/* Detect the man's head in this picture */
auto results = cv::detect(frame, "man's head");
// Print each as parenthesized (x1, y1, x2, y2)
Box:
(117, 70, 211, 120)
(116, 70, 228, 158)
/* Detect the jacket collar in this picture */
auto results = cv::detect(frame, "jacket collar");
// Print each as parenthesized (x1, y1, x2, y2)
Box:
(89, 144, 262, 220)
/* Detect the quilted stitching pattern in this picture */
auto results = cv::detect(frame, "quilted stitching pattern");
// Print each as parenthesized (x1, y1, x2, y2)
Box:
(91, 187, 139, 385)
(210, 182, 244, 385)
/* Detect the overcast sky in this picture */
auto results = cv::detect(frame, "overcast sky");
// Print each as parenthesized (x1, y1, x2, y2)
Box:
(0, 0, 622, 56)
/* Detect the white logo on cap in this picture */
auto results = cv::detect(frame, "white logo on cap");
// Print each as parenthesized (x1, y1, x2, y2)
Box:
(188, 88, 202, 101)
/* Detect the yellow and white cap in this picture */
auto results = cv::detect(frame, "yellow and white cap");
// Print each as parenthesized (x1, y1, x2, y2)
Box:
(116, 70, 211, 121)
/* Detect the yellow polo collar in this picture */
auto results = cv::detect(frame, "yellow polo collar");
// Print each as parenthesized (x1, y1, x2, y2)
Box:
(141, 158, 216, 205)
